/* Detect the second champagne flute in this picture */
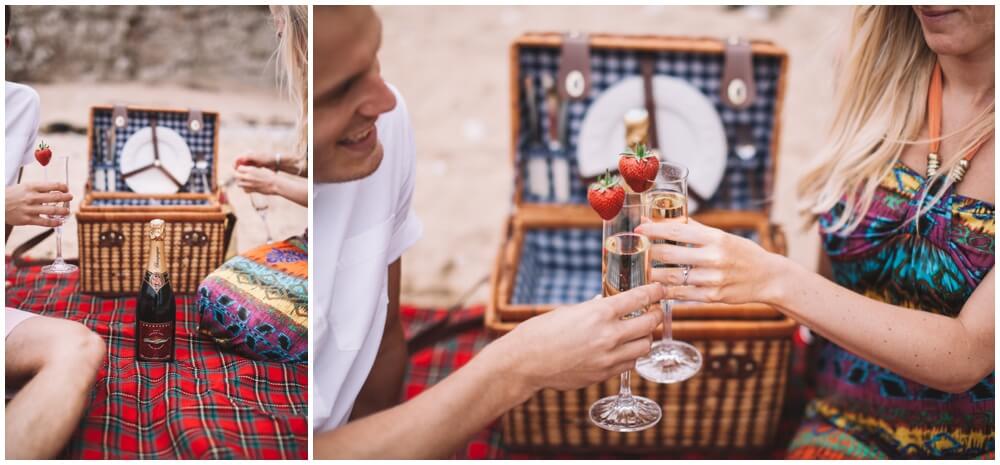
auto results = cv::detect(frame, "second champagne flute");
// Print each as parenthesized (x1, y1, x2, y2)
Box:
(41, 154, 77, 275)
(636, 161, 702, 383)
(249, 192, 274, 244)
(589, 200, 662, 432)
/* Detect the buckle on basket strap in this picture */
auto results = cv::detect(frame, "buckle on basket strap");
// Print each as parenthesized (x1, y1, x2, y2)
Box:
(705, 353, 758, 379)
(557, 31, 591, 101)
(187, 109, 204, 132)
(111, 104, 129, 128)
(721, 36, 756, 110)
(181, 230, 209, 247)
(98, 230, 125, 248)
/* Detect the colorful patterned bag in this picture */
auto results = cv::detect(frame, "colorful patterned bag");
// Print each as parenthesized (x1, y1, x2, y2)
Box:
(197, 236, 308, 363)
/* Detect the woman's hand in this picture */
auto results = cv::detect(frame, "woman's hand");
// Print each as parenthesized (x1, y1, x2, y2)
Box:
(491, 283, 666, 394)
(5, 182, 73, 228)
(635, 219, 787, 306)
(234, 165, 278, 195)
(235, 152, 304, 176)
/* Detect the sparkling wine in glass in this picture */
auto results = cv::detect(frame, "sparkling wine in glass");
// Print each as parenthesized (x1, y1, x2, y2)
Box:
(635, 161, 703, 384)
(249, 192, 274, 244)
(41, 155, 77, 275)
(589, 201, 662, 432)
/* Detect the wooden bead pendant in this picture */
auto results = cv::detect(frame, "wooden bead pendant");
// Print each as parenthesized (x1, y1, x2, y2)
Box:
(926, 152, 940, 178)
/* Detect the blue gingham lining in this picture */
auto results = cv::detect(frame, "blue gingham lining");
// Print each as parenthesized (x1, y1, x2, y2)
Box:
(511, 227, 759, 306)
(88, 198, 208, 207)
(516, 46, 780, 211)
(90, 108, 216, 205)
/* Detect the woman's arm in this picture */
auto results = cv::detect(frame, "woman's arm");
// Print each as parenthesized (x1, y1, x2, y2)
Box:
(314, 283, 666, 458)
(234, 166, 308, 206)
(637, 220, 995, 393)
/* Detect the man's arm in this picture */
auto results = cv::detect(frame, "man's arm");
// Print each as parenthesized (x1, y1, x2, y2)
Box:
(314, 283, 666, 459)
(350, 258, 407, 420)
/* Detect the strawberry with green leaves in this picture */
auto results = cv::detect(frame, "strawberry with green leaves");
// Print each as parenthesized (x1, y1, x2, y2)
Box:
(34, 141, 52, 166)
(618, 143, 659, 193)
(587, 170, 625, 220)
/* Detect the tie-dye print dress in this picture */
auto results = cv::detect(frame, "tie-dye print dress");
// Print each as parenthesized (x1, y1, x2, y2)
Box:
(787, 162, 995, 459)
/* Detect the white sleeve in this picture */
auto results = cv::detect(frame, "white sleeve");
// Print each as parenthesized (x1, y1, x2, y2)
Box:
(5, 84, 41, 186)
(385, 91, 422, 264)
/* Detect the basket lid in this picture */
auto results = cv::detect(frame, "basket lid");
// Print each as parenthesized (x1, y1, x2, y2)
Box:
(86, 105, 219, 197)
(509, 32, 787, 215)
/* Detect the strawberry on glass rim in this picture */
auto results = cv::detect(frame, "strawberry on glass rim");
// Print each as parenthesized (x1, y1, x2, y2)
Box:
(618, 143, 660, 193)
(35, 141, 52, 166)
(587, 170, 625, 221)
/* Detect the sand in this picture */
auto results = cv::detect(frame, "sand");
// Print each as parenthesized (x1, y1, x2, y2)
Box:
(375, 5, 853, 308)
(4, 82, 308, 261)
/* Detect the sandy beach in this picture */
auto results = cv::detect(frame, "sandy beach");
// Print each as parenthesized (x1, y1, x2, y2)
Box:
(4, 82, 307, 260)
(376, 5, 851, 307)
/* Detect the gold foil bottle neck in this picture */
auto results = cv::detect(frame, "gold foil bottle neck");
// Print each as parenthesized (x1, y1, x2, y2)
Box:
(149, 219, 166, 240)
(624, 108, 649, 149)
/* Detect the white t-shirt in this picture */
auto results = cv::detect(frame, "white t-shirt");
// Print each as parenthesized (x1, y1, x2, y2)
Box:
(313, 85, 422, 433)
(5, 81, 41, 186)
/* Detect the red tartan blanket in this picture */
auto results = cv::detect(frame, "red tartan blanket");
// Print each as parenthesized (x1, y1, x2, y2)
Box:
(400, 305, 812, 459)
(5, 259, 308, 459)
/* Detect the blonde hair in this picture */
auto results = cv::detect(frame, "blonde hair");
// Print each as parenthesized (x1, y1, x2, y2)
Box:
(797, 6, 995, 235)
(270, 5, 308, 172)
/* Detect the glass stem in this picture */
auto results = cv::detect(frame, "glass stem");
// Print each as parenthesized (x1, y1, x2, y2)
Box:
(618, 369, 633, 399)
(54, 225, 65, 264)
(661, 298, 673, 342)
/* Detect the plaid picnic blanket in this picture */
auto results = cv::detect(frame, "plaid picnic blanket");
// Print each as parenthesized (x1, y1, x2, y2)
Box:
(5, 258, 308, 459)
(401, 304, 813, 459)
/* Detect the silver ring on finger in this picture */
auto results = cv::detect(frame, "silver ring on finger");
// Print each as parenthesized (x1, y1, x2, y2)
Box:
(682, 265, 691, 286)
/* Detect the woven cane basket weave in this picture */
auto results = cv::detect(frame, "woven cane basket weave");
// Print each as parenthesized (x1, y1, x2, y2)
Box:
(487, 32, 794, 454)
(77, 105, 228, 295)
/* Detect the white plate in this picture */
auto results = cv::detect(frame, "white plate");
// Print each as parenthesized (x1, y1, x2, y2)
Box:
(119, 126, 193, 194)
(577, 76, 727, 209)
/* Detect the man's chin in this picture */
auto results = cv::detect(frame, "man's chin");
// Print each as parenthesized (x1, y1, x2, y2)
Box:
(319, 143, 385, 183)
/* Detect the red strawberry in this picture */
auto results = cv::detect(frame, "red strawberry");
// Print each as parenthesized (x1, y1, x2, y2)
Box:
(618, 143, 660, 193)
(34, 142, 52, 166)
(587, 170, 625, 221)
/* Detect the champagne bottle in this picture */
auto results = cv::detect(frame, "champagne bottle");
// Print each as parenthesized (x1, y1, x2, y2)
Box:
(136, 219, 176, 362)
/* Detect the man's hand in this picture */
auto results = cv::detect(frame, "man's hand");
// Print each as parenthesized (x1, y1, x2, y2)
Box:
(5, 182, 72, 228)
(493, 283, 666, 395)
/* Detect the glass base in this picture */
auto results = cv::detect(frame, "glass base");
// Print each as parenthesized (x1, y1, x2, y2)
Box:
(41, 261, 78, 275)
(636, 339, 703, 384)
(588, 394, 662, 432)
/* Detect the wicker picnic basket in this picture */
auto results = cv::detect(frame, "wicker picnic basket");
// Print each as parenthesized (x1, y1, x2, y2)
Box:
(486, 32, 795, 454)
(77, 105, 230, 295)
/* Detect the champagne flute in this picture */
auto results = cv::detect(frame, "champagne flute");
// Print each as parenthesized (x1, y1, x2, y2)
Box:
(249, 192, 274, 244)
(635, 161, 703, 383)
(589, 200, 662, 432)
(41, 155, 78, 275)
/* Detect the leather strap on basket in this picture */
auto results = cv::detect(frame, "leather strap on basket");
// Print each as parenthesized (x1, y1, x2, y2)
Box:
(187, 109, 204, 133)
(640, 55, 660, 149)
(149, 115, 184, 189)
(721, 36, 756, 110)
(111, 105, 129, 128)
(10, 229, 80, 268)
(556, 31, 591, 102)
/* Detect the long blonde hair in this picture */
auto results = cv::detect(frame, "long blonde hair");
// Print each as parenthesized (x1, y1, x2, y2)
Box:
(270, 5, 308, 170)
(797, 6, 995, 234)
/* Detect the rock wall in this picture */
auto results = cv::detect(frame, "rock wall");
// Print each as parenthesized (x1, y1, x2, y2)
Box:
(5, 5, 280, 90)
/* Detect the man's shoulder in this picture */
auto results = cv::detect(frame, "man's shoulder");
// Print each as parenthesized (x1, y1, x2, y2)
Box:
(5, 81, 40, 107)
(376, 83, 414, 171)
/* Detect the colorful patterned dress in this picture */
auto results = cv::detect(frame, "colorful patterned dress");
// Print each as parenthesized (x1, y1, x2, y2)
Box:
(197, 236, 308, 363)
(787, 161, 995, 459)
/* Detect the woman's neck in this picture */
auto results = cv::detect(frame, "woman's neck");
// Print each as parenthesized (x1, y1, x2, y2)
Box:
(938, 44, 995, 106)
